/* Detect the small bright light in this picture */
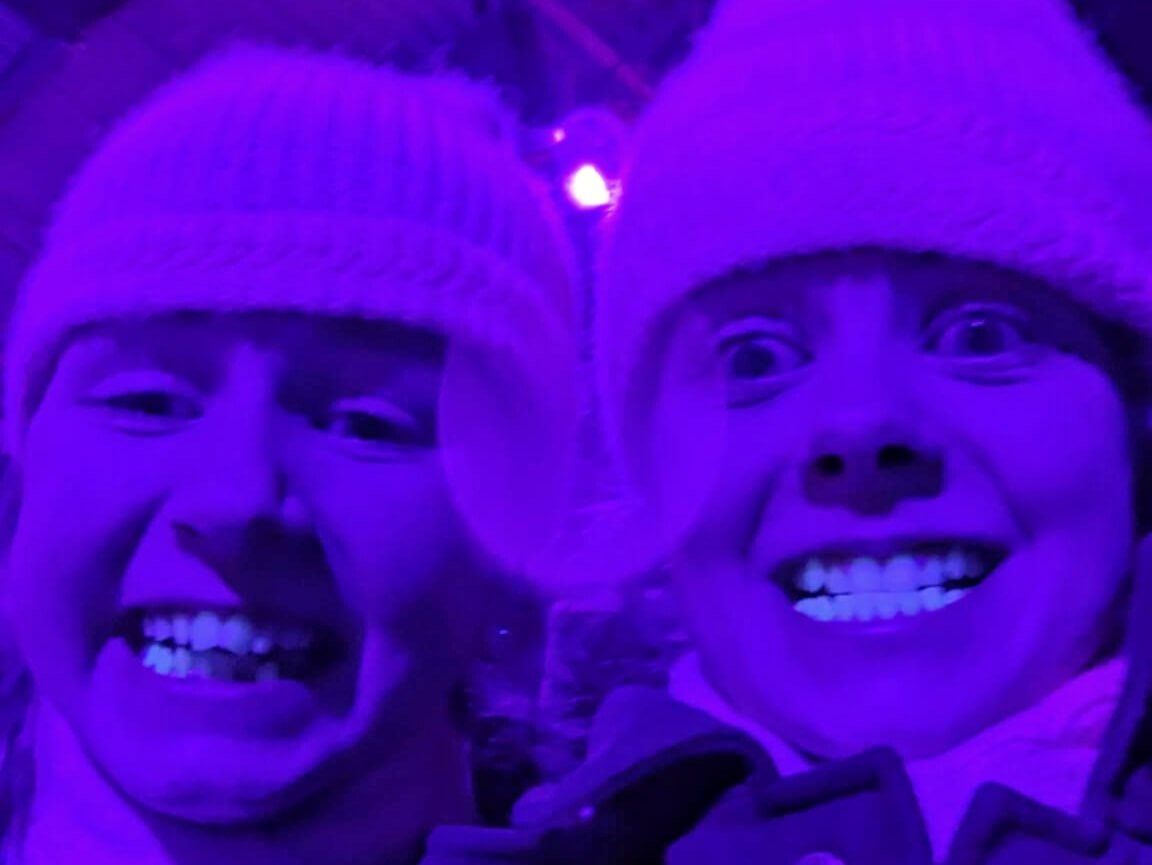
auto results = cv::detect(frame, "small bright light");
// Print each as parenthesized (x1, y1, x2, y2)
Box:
(565, 164, 612, 209)
(551, 127, 567, 143)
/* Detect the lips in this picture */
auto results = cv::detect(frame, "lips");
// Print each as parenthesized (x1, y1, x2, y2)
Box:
(770, 539, 1010, 624)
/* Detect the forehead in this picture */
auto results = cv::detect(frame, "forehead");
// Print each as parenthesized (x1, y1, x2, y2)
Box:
(58, 311, 446, 379)
(689, 249, 1063, 320)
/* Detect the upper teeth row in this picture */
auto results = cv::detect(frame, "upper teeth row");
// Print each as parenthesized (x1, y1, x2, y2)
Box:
(143, 611, 314, 654)
(796, 549, 986, 595)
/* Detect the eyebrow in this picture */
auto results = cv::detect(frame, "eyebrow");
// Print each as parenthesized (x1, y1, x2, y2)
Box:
(691, 271, 804, 322)
(72, 324, 228, 385)
(285, 348, 444, 402)
(56, 311, 451, 394)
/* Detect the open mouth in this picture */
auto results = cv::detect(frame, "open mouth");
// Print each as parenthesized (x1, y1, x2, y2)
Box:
(772, 540, 1009, 624)
(119, 608, 346, 684)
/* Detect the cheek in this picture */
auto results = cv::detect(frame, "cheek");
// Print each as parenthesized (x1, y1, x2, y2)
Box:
(670, 421, 787, 636)
(310, 460, 481, 637)
(628, 312, 732, 570)
(940, 367, 1134, 616)
(676, 401, 797, 561)
(15, 419, 120, 572)
(7, 419, 169, 693)
(947, 368, 1132, 536)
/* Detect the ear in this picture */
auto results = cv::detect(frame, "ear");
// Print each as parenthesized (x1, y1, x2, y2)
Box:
(1136, 469, 1152, 538)
(1131, 404, 1152, 535)
(0, 457, 18, 624)
(0, 456, 19, 547)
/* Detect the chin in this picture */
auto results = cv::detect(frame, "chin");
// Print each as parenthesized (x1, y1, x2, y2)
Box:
(140, 784, 304, 826)
(85, 721, 348, 826)
(64, 628, 385, 825)
(842, 724, 964, 762)
(782, 718, 949, 763)
(766, 686, 993, 763)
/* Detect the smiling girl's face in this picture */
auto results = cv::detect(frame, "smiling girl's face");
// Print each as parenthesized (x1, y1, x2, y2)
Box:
(6, 311, 490, 821)
(657, 250, 1134, 759)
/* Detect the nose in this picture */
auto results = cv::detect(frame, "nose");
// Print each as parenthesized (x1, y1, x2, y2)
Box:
(169, 412, 302, 564)
(802, 421, 945, 515)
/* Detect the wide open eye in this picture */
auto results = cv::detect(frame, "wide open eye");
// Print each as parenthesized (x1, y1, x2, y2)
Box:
(925, 304, 1036, 360)
(715, 319, 811, 406)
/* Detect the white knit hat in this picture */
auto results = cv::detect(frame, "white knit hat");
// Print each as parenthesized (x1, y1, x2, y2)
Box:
(5, 44, 581, 574)
(592, 0, 1152, 569)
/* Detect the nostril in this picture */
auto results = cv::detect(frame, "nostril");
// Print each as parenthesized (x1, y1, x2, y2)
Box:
(814, 454, 846, 477)
(877, 444, 917, 470)
(172, 522, 201, 548)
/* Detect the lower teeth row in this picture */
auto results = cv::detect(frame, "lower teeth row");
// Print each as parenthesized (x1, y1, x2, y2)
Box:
(794, 586, 968, 622)
(141, 642, 283, 682)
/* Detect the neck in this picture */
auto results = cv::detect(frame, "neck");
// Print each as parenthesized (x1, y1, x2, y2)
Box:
(669, 653, 1125, 857)
(18, 704, 475, 865)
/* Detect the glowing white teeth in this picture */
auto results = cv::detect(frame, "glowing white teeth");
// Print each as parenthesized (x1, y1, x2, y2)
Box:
(799, 562, 825, 593)
(191, 612, 219, 651)
(221, 616, 253, 654)
(826, 567, 850, 594)
(884, 555, 918, 592)
(146, 611, 303, 655)
(173, 615, 190, 644)
(920, 586, 946, 611)
(138, 608, 326, 683)
(872, 593, 898, 620)
(921, 557, 944, 587)
(794, 585, 966, 623)
(153, 646, 173, 675)
(172, 648, 191, 678)
(789, 542, 996, 625)
(831, 595, 853, 621)
(796, 596, 833, 621)
(943, 550, 967, 580)
(849, 558, 881, 593)
(795, 548, 992, 598)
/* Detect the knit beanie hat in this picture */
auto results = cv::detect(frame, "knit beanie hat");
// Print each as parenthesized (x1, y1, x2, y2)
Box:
(593, 0, 1152, 576)
(4, 44, 581, 575)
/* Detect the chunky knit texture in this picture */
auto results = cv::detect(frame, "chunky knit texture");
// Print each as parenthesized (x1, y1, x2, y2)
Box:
(4, 44, 582, 572)
(596, 0, 1152, 501)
